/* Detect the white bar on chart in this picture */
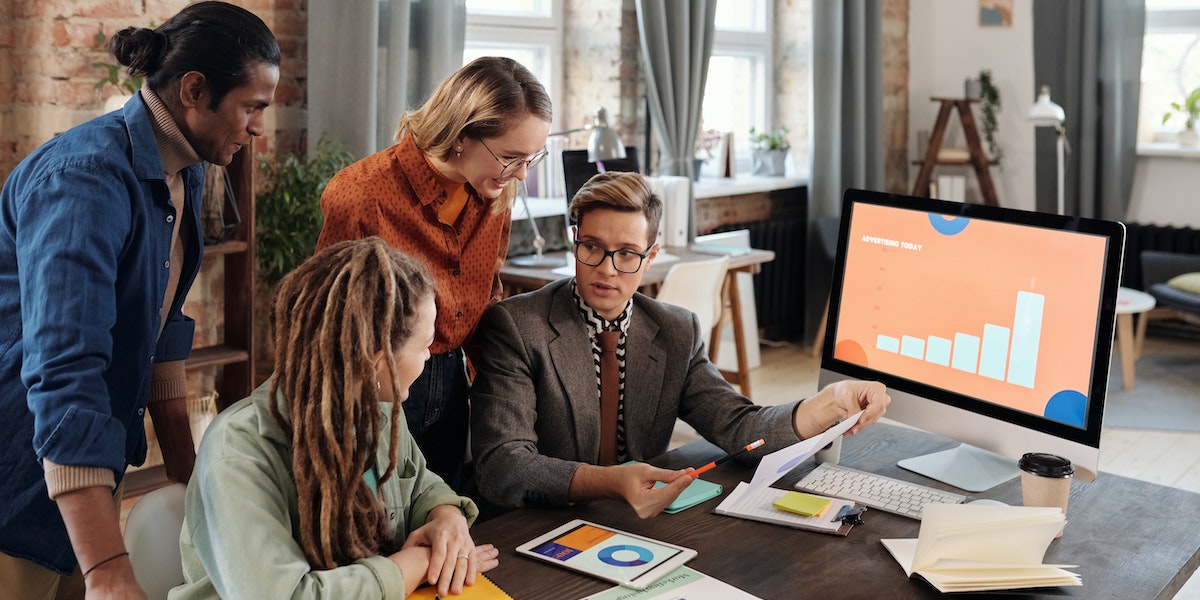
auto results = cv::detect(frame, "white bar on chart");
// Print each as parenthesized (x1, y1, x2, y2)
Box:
(979, 324, 1011, 381)
(926, 335, 952, 366)
(901, 335, 926, 360)
(952, 332, 980, 373)
(1006, 291, 1045, 389)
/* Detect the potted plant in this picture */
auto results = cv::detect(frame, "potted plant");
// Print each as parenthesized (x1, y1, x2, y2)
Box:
(977, 69, 1002, 160)
(1162, 87, 1200, 147)
(749, 126, 790, 176)
(256, 136, 356, 284)
(93, 31, 144, 112)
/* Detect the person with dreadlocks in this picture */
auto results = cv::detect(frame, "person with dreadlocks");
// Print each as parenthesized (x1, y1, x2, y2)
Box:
(172, 238, 498, 599)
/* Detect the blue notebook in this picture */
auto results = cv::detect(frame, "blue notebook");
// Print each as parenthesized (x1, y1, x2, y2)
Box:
(655, 477, 724, 514)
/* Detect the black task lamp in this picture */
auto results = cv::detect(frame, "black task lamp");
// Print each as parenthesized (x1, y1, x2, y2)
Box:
(509, 107, 627, 267)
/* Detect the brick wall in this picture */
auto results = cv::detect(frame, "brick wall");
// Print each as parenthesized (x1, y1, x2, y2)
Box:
(0, 0, 308, 183)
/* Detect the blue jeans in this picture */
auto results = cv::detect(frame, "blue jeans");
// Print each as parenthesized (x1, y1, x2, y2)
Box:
(403, 348, 470, 491)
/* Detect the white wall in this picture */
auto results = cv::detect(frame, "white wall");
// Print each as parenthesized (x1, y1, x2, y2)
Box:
(908, 0, 1037, 212)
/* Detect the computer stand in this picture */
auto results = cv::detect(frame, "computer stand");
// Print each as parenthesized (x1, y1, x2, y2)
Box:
(897, 443, 1019, 493)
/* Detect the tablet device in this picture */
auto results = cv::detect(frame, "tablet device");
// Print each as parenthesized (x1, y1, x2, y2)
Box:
(515, 519, 697, 589)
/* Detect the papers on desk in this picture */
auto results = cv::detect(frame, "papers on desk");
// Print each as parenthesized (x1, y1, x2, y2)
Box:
(715, 482, 853, 536)
(747, 411, 862, 494)
(550, 251, 680, 278)
(881, 504, 1081, 593)
(580, 566, 763, 600)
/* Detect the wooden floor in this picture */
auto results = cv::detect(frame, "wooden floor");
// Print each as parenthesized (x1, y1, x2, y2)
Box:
(673, 340, 1200, 598)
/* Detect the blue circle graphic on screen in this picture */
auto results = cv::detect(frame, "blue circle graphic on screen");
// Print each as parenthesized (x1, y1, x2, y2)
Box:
(928, 214, 971, 235)
(1044, 389, 1087, 427)
(597, 544, 654, 567)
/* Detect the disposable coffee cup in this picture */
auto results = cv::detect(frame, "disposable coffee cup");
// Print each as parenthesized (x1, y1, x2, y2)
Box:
(814, 436, 842, 465)
(1019, 453, 1073, 537)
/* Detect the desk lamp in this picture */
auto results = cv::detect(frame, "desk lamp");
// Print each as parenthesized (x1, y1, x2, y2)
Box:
(510, 107, 627, 267)
(1027, 85, 1067, 215)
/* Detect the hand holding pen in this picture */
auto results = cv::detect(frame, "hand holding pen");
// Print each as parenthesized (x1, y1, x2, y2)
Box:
(689, 439, 765, 478)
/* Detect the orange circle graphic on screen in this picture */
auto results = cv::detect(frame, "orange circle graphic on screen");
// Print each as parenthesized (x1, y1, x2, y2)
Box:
(834, 339, 868, 366)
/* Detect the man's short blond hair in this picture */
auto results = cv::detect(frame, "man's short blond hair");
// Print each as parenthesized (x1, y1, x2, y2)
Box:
(568, 172, 662, 248)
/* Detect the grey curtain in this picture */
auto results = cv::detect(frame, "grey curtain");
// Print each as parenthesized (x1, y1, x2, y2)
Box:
(1032, 0, 1144, 220)
(635, 0, 716, 244)
(809, 0, 884, 220)
(307, 0, 465, 159)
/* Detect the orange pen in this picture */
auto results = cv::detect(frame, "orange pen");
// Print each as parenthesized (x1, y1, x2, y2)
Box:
(689, 438, 765, 478)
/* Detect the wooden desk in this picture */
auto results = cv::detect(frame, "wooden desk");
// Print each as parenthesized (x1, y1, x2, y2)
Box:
(500, 246, 775, 398)
(470, 423, 1200, 599)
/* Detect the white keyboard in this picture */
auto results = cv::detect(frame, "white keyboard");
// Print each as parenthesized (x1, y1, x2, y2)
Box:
(794, 463, 966, 520)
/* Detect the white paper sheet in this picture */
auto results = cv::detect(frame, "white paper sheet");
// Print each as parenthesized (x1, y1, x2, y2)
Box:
(747, 411, 863, 494)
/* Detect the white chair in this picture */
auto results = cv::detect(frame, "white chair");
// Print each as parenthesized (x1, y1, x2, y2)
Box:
(654, 256, 730, 355)
(123, 483, 187, 600)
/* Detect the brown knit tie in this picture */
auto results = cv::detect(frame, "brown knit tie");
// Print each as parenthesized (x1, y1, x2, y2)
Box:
(597, 330, 621, 466)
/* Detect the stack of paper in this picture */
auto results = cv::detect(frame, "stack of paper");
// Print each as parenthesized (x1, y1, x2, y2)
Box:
(881, 504, 1080, 593)
(581, 566, 762, 600)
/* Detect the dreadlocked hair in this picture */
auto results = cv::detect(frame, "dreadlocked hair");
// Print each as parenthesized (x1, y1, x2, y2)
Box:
(267, 236, 433, 569)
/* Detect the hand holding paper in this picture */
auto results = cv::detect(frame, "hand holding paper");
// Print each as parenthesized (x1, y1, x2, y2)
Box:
(747, 411, 862, 494)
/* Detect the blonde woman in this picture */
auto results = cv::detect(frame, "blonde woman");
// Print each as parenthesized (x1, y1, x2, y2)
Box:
(173, 238, 498, 599)
(317, 57, 553, 489)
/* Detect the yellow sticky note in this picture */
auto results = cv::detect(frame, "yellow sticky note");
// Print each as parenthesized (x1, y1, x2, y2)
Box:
(772, 491, 832, 517)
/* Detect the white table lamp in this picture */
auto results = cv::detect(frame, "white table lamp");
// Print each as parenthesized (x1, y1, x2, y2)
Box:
(1027, 85, 1067, 215)
(510, 107, 627, 267)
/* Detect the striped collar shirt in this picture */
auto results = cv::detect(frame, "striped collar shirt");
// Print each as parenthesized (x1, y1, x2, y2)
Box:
(572, 280, 633, 462)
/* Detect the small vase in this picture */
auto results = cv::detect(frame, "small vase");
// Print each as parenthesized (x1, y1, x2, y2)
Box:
(1179, 128, 1200, 148)
(964, 78, 982, 101)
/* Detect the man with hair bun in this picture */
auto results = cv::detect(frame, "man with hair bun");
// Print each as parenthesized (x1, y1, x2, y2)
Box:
(0, 2, 280, 598)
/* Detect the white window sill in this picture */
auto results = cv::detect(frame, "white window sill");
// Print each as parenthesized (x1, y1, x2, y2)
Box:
(694, 173, 808, 199)
(1137, 143, 1200, 159)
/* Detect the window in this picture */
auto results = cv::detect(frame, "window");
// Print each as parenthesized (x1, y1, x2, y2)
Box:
(464, 0, 562, 120)
(1138, 0, 1200, 143)
(700, 0, 772, 169)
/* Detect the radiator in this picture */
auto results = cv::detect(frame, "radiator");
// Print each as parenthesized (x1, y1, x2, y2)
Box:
(1121, 223, 1200, 289)
(714, 216, 808, 340)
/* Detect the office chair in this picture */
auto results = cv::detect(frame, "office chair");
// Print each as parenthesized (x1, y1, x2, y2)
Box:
(124, 483, 187, 600)
(654, 256, 730, 357)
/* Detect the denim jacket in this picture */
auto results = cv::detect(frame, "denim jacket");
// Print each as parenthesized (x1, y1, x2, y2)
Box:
(0, 92, 204, 573)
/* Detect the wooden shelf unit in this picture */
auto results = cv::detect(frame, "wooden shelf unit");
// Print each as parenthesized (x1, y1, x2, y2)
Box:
(911, 97, 1000, 206)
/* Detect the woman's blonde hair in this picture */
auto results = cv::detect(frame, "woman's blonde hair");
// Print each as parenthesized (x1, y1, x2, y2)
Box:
(268, 237, 433, 569)
(396, 56, 552, 209)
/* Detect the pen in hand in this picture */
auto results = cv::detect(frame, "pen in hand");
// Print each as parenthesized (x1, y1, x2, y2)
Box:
(689, 438, 765, 478)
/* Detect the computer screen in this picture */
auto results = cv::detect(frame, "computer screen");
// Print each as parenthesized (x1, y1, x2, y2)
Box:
(562, 147, 640, 206)
(819, 189, 1125, 491)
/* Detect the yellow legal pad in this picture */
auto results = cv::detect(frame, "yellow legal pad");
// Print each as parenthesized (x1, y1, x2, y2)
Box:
(408, 574, 513, 599)
(772, 491, 832, 517)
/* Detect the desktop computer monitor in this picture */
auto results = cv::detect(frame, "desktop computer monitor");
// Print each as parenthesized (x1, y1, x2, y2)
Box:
(562, 147, 640, 206)
(819, 189, 1125, 492)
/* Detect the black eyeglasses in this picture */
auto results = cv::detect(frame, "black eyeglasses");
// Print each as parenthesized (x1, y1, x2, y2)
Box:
(477, 138, 548, 178)
(574, 240, 649, 274)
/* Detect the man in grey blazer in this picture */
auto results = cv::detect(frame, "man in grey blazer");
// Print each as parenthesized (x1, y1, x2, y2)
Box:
(471, 172, 890, 518)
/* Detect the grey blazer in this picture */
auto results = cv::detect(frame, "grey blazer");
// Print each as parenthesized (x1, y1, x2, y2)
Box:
(470, 278, 799, 508)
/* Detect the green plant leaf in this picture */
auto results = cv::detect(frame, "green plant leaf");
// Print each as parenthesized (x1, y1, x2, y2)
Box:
(255, 136, 356, 284)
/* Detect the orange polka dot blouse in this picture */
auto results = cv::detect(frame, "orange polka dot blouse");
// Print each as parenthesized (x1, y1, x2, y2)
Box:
(316, 134, 512, 355)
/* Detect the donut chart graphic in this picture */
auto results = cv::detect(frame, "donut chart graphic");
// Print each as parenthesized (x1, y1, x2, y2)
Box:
(597, 544, 654, 567)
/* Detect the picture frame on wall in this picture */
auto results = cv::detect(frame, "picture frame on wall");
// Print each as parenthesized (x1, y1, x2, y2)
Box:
(979, 0, 1013, 27)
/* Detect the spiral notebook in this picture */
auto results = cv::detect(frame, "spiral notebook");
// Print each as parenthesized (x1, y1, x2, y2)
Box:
(714, 482, 855, 536)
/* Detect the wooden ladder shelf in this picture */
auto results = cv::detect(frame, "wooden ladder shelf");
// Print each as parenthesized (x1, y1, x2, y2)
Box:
(911, 97, 999, 206)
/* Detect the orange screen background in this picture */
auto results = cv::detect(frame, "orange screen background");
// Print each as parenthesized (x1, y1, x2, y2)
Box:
(833, 203, 1109, 416)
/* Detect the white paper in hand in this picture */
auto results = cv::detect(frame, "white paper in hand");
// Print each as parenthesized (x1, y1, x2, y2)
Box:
(747, 411, 862, 494)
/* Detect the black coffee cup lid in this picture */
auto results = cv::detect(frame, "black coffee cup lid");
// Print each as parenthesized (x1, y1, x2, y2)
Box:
(1019, 453, 1074, 477)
